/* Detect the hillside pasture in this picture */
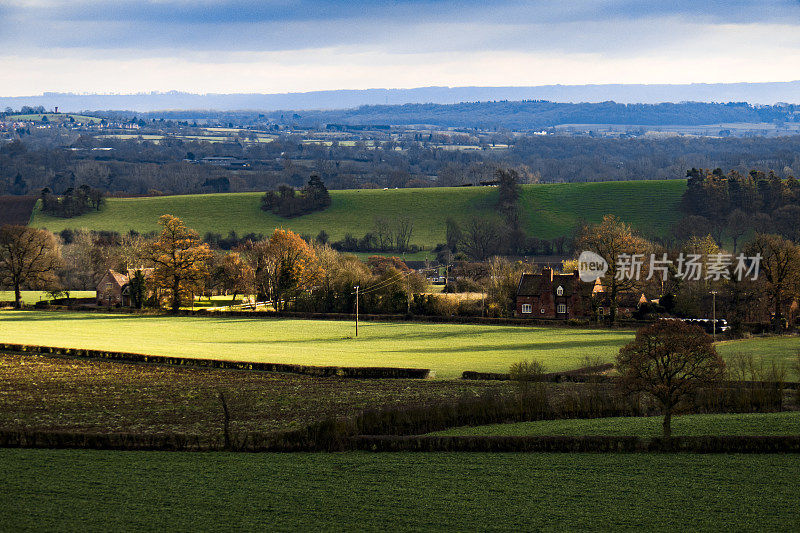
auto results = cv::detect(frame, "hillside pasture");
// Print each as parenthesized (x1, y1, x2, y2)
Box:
(0, 311, 633, 378)
(2, 450, 798, 531)
(6, 113, 100, 124)
(30, 180, 686, 247)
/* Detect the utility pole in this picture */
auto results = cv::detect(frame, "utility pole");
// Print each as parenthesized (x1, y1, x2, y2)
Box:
(711, 290, 717, 341)
(354, 285, 359, 337)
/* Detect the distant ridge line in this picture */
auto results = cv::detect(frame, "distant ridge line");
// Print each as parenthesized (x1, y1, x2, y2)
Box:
(3, 81, 800, 112)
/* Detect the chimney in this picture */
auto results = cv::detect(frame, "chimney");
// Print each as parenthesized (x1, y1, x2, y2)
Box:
(542, 266, 553, 281)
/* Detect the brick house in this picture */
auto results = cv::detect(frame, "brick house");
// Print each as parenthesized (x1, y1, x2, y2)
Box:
(515, 267, 601, 319)
(96, 269, 153, 307)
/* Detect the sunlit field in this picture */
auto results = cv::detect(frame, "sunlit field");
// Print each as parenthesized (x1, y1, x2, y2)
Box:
(0, 310, 633, 378)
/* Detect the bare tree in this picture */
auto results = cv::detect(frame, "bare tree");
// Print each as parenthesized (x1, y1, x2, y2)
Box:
(372, 216, 393, 251)
(617, 320, 725, 437)
(0, 225, 62, 308)
(394, 215, 414, 253)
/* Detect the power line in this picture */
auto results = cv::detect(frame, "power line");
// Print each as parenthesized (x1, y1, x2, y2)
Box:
(352, 269, 411, 296)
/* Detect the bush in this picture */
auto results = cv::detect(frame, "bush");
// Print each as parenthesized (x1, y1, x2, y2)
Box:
(509, 359, 546, 382)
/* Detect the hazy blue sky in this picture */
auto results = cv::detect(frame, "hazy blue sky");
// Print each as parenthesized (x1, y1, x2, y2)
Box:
(2, 0, 799, 95)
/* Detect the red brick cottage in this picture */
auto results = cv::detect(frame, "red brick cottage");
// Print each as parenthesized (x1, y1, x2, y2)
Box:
(96, 269, 154, 307)
(515, 268, 601, 319)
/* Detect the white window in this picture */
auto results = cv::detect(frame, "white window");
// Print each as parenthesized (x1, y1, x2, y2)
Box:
(556, 286, 564, 296)
(557, 304, 566, 314)
(540, 308, 545, 314)
(521, 304, 532, 314)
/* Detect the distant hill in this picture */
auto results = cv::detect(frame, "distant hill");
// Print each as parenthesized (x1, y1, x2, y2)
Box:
(30, 180, 686, 247)
(2, 82, 800, 113)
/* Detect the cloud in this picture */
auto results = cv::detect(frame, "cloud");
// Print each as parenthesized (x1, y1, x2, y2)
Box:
(1, 0, 800, 94)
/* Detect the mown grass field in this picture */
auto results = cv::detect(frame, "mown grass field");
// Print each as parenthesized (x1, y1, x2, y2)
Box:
(30, 180, 686, 247)
(0, 291, 95, 305)
(432, 412, 800, 437)
(2, 450, 798, 531)
(0, 311, 634, 378)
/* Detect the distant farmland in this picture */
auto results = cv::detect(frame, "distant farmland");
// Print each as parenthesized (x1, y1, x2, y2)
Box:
(0, 196, 37, 226)
(30, 180, 686, 246)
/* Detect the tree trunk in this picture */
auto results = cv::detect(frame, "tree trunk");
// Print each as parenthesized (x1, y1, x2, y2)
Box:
(662, 406, 672, 438)
(171, 278, 181, 314)
(13, 283, 21, 309)
(609, 283, 618, 323)
(773, 289, 783, 330)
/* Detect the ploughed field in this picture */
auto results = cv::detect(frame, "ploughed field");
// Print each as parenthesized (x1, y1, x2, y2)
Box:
(0, 311, 634, 378)
(30, 180, 686, 246)
(1, 449, 798, 532)
(0, 351, 512, 434)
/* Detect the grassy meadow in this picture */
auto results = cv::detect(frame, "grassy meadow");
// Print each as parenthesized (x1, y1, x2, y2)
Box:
(0, 311, 633, 378)
(716, 335, 800, 379)
(0, 290, 95, 305)
(2, 449, 798, 531)
(30, 180, 686, 247)
(432, 412, 800, 437)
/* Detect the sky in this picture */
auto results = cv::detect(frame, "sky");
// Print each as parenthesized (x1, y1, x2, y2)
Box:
(2, 0, 800, 96)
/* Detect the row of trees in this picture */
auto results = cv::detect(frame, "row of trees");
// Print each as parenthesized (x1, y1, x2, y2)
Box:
(577, 214, 800, 329)
(1, 216, 432, 315)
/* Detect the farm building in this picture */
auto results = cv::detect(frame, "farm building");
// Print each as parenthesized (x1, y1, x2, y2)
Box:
(515, 268, 600, 319)
(96, 269, 153, 307)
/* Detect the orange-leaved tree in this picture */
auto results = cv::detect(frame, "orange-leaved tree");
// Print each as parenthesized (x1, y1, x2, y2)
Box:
(576, 214, 651, 322)
(259, 229, 322, 311)
(148, 215, 212, 313)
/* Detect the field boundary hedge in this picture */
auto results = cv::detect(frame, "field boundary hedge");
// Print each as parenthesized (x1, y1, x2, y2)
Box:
(462, 363, 615, 382)
(2, 430, 799, 453)
(0, 342, 430, 379)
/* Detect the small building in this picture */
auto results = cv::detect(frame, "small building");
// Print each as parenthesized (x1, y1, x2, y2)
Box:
(96, 269, 130, 307)
(96, 268, 154, 307)
(515, 267, 600, 319)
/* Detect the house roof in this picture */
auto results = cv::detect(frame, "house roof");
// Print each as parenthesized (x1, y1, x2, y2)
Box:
(106, 270, 129, 287)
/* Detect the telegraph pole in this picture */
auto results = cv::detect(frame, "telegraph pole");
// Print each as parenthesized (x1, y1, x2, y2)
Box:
(710, 290, 717, 340)
(354, 285, 359, 337)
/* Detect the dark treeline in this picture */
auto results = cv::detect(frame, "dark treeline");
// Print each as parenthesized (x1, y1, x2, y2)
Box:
(3, 127, 800, 196)
(97, 100, 800, 130)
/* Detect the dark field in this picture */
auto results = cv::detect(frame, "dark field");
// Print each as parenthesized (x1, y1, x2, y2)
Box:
(2, 449, 799, 532)
(0, 196, 36, 225)
(0, 352, 510, 435)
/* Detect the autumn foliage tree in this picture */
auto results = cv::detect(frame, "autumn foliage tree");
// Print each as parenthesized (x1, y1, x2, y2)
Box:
(216, 252, 255, 301)
(148, 215, 212, 313)
(576, 214, 651, 322)
(255, 229, 322, 311)
(617, 320, 725, 437)
(0, 225, 62, 308)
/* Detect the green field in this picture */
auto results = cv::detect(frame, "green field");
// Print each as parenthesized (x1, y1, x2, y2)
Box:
(0, 291, 95, 305)
(30, 180, 686, 247)
(7, 113, 100, 124)
(716, 336, 800, 379)
(1, 450, 798, 531)
(433, 412, 800, 437)
(0, 311, 633, 378)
